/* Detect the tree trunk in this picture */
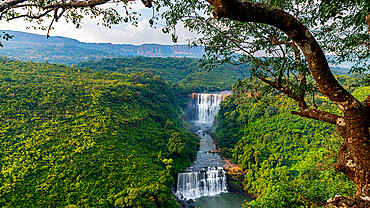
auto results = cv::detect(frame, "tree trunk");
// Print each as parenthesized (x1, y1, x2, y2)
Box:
(205, 0, 370, 203)
(335, 105, 370, 197)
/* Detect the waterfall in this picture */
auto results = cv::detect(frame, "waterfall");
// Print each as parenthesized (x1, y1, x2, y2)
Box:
(187, 93, 224, 126)
(177, 91, 231, 201)
(176, 167, 228, 200)
(197, 94, 222, 124)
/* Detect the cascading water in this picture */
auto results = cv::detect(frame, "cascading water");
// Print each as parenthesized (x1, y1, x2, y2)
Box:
(176, 167, 228, 200)
(177, 92, 231, 201)
(186, 93, 225, 127)
(196, 94, 223, 124)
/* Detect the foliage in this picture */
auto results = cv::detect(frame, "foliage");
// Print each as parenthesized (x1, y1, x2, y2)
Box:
(214, 77, 370, 206)
(78, 57, 248, 94)
(316, 0, 370, 74)
(2, 0, 370, 204)
(0, 32, 13, 47)
(0, 58, 199, 207)
(0, 0, 145, 35)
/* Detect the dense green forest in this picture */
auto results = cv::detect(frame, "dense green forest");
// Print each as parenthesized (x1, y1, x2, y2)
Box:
(0, 58, 199, 207)
(0, 53, 358, 207)
(78, 57, 248, 93)
(0, 45, 121, 66)
(215, 75, 369, 207)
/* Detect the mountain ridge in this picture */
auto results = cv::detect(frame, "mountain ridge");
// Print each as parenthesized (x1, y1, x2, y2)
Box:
(0, 30, 204, 66)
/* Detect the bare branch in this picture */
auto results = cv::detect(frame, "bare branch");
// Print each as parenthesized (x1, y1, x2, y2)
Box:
(291, 109, 341, 125)
(366, 14, 370, 34)
(6, 9, 53, 21)
(259, 76, 308, 109)
(42, 0, 110, 9)
(0, 0, 26, 12)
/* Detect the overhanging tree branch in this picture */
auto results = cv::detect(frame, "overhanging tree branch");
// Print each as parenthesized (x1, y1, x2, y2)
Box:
(203, 0, 370, 199)
(0, 0, 27, 12)
(291, 109, 341, 125)
(205, 0, 362, 114)
(6, 9, 53, 21)
(42, 0, 110, 9)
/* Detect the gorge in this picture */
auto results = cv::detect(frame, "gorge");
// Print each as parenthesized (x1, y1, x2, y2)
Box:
(176, 92, 252, 207)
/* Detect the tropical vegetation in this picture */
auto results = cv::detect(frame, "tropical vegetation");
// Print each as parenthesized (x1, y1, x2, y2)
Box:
(0, 57, 199, 207)
(215, 74, 370, 207)
(78, 57, 248, 93)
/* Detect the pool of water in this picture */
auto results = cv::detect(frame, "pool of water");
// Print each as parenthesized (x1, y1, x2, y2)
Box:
(193, 192, 253, 208)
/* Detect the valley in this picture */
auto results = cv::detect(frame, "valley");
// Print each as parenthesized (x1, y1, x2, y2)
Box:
(0, 30, 368, 208)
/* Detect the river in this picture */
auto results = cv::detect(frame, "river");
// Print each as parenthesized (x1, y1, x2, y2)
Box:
(176, 92, 253, 208)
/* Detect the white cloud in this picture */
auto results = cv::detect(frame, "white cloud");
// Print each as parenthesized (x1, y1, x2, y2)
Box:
(0, 3, 200, 45)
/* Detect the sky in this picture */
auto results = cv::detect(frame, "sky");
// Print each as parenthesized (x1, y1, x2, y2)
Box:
(0, 2, 199, 45)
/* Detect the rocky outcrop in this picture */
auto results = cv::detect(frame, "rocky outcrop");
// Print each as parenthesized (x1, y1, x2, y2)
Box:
(222, 158, 256, 198)
(325, 195, 370, 207)
(176, 198, 195, 208)
(326, 184, 370, 207)
(226, 173, 248, 195)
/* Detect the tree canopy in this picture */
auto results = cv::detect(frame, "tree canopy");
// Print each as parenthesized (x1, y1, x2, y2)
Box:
(0, 58, 199, 207)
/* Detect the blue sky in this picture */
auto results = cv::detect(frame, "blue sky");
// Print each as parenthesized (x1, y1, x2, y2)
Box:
(0, 2, 198, 45)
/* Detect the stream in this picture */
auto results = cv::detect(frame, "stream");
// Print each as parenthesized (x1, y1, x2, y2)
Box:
(176, 92, 253, 208)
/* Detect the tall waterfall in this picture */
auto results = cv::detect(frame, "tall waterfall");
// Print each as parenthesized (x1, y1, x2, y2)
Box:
(176, 167, 228, 200)
(187, 93, 224, 126)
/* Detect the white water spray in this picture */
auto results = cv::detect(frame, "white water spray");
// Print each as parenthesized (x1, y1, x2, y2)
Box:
(176, 167, 228, 200)
(196, 94, 223, 125)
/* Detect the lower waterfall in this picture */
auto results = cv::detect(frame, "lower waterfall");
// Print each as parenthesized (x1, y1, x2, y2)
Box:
(176, 167, 228, 200)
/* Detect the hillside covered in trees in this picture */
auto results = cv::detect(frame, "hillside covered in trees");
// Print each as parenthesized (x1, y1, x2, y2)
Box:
(78, 57, 248, 93)
(215, 75, 370, 207)
(0, 30, 204, 66)
(0, 58, 199, 207)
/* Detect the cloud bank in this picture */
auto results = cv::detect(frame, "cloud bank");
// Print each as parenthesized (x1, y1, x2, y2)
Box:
(0, 5, 199, 45)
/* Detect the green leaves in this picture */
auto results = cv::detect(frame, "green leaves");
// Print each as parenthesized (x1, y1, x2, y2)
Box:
(78, 56, 248, 93)
(0, 32, 14, 47)
(0, 59, 197, 207)
(216, 90, 356, 207)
